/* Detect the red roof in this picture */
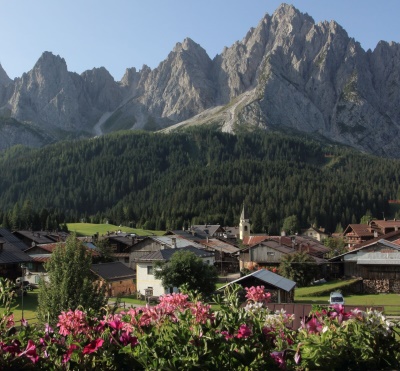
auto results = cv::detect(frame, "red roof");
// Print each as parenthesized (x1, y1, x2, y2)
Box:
(242, 235, 269, 246)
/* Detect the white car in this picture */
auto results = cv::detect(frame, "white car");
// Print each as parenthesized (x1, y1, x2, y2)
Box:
(329, 291, 345, 305)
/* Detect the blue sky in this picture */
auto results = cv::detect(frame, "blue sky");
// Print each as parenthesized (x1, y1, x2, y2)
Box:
(1, 1, 399, 81)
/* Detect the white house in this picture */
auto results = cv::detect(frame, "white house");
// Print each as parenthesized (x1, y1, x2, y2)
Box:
(135, 246, 215, 297)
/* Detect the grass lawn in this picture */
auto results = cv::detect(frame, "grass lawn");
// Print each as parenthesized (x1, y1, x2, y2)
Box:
(67, 223, 165, 237)
(10, 290, 39, 324)
(295, 279, 400, 315)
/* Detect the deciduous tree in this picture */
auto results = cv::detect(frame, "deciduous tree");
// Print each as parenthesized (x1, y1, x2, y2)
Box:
(154, 250, 218, 297)
(37, 234, 107, 324)
(279, 252, 320, 287)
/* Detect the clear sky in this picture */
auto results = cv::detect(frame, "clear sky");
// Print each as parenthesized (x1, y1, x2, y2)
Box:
(0, 0, 399, 81)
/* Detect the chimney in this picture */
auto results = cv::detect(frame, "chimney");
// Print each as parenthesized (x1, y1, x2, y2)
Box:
(374, 230, 378, 238)
(281, 231, 286, 237)
(171, 238, 177, 249)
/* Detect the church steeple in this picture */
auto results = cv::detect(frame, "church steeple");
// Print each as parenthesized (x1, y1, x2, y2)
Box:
(239, 204, 250, 240)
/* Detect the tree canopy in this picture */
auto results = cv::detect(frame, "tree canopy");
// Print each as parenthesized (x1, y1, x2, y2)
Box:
(154, 250, 218, 297)
(1, 127, 400, 233)
(37, 234, 107, 324)
(279, 252, 320, 287)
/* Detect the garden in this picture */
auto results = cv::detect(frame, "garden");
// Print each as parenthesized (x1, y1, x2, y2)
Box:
(1, 279, 399, 370)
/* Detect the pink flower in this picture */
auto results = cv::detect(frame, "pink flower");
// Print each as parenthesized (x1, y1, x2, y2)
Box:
(18, 340, 39, 364)
(220, 331, 233, 340)
(1, 340, 21, 355)
(83, 338, 104, 354)
(270, 351, 286, 370)
(304, 317, 323, 334)
(57, 309, 88, 336)
(119, 332, 139, 347)
(236, 324, 252, 339)
(63, 344, 78, 363)
(245, 286, 271, 303)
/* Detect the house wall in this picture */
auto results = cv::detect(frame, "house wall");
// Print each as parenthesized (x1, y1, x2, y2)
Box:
(107, 279, 136, 297)
(250, 245, 286, 264)
(136, 263, 176, 297)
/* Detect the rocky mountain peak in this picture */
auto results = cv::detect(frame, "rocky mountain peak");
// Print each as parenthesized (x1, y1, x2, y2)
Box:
(0, 64, 11, 85)
(1, 4, 400, 158)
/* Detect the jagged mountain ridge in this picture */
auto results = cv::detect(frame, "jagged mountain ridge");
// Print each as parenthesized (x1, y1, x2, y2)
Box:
(0, 3, 400, 157)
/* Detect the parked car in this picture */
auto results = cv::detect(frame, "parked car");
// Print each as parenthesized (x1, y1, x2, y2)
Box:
(329, 291, 345, 305)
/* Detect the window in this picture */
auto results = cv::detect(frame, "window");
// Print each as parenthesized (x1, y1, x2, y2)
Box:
(124, 257, 129, 263)
(267, 252, 275, 256)
(147, 266, 153, 275)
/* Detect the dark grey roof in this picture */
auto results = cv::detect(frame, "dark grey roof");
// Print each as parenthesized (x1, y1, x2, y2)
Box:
(219, 269, 296, 292)
(0, 228, 32, 264)
(13, 230, 56, 245)
(136, 246, 214, 262)
(0, 228, 29, 251)
(91, 262, 136, 281)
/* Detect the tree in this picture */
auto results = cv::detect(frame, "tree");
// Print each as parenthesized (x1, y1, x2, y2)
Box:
(360, 210, 373, 225)
(323, 237, 347, 258)
(279, 252, 320, 287)
(154, 250, 218, 297)
(282, 215, 300, 235)
(37, 234, 107, 324)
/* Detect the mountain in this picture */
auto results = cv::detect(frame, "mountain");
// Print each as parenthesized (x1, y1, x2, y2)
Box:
(1, 3, 400, 157)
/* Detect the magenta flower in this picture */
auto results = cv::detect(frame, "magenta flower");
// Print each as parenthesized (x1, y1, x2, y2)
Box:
(63, 344, 78, 363)
(119, 332, 139, 347)
(18, 340, 39, 364)
(270, 351, 286, 370)
(305, 317, 323, 334)
(1, 339, 21, 355)
(236, 324, 252, 339)
(220, 330, 233, 340)
(83, 338, 104, 354)
(245, 286, 271, 303)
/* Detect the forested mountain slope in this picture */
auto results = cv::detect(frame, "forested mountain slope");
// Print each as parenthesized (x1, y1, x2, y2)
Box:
(0, 128, 399, 234)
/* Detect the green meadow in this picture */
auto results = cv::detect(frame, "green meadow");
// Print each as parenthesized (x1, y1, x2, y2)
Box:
(66, 223, 165, 237)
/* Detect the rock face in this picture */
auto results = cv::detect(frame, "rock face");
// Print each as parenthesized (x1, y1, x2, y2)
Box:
(1, 4, 400, 157)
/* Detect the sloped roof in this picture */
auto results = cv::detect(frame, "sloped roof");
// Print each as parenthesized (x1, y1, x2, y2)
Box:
(30, 254, 52, 263)
(151, 236, 205, 249)
(190, 225, 224, 237)
(242, 235, 269, 246)
(13, 230, 56, 245)
(0, 228, 28, 251)
(219, 269, 296, 292)
(370, 220, 400, 228)
(136, 246, 214, 262)
(0, 229, 32, 264)
(24, 243, 60, 254)
(91, 262, 136, 281)
(343, 224, 374, 238)
(200, 238, 239, 254)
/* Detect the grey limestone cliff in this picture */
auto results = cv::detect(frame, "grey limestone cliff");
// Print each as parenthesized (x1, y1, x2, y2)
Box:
(1, 3, 400, 157)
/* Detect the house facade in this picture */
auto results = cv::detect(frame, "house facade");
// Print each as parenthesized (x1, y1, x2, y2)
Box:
(301, 226, 329, 242)
(239, 236, 329, 271)
(91, 261, 136, 297)
(135, 246, 215, 297)
(329, 233, 400, 293)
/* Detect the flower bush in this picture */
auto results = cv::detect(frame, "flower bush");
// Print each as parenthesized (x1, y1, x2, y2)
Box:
(0, 278, 399, 370)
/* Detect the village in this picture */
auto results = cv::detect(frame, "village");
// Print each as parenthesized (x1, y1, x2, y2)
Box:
(1, 206, 400, 304)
